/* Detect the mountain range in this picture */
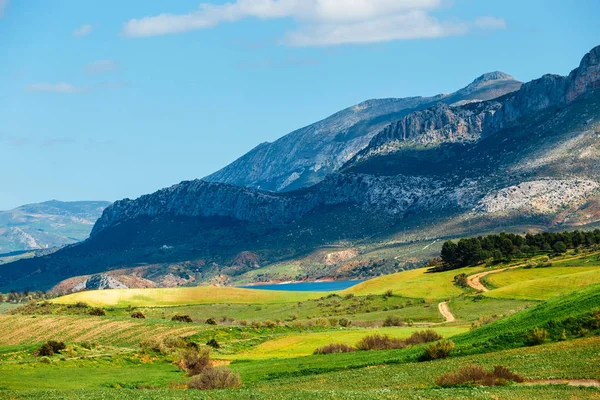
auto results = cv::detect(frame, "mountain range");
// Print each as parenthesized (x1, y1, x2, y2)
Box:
(0, 201, 110, 254)
(1, 45, 599, 293)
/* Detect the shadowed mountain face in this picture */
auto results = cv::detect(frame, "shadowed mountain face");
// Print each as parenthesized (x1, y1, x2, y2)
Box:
(0, 200, 111, 253)
(2, 46, 600, 292)
(204, 72, 522, 192)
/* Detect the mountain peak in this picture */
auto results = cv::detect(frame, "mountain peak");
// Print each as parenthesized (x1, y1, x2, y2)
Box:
(467, 71, 516, 89)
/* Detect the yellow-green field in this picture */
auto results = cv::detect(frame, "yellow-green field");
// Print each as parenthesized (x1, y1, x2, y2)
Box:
(0, 315, 204, 346)
(486, 268, 600, 300)
(486, 266, 600, 288)
(218, 326, 469, 360)
(52, 286, 324, 307)
(344, 266, 484, 298)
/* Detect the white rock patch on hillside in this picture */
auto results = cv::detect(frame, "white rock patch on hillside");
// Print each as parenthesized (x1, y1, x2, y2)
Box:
(476, 179, 599, 214)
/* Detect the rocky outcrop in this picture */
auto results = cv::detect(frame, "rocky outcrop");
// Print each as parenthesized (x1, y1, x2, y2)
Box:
(491, 46, 600, 131)
(72, 274, 128, 292)
(475, 180, 600, 214)
(205, 73, 521, 192)
(350, 101, 502, 164)
(349, 46, 600, 167)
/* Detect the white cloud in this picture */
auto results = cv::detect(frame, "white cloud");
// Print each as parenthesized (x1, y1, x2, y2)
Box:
(475, 16, 507, 30)
(85, 60, 118, 75)
(122, 0, 505, 46)
(0, 0, 7, 17)
(25, 83, 87, 94)
(73, 24, 93, 37)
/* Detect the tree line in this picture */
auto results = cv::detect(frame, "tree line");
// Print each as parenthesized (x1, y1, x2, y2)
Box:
(435, 229, 600, 271)
(0, 290, 55, 303)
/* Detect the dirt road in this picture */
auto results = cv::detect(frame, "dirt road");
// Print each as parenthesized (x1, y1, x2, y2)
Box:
(438, 301, 455, 323)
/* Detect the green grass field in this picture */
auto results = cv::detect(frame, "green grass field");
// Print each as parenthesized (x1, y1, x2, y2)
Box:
(343, 266, 484, 298)
(51, 286, 324, 307)
(486, 268, 600, 300)
(3, 252, 600, 399)
(217, 326, 468, 360)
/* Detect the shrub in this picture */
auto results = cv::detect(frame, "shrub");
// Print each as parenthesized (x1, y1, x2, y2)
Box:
(140, 338, 166, 354)
(315, 318, 328, 327)
(206, 339, 220, 349)
(356, 334, 406, 351)
(89, 307, 106, 316)
(454, 273, 468, 288)
(313, 343, 356, 355)
(423, 339, 454, 360)
(131, 311, 146, 319)
(205, 318, 217, 325)
(436, 364, 524, 387)
(39, 356, 51, 364)
(74, 302, 89, 308)
(553, 241, 567, 254)
(338, 318, 351, 327)
(383, 315, 404, 327)
(47, 340, 66, 354)
(344, 294, 354, 300)
(38, 343, 54, 357)
(383, 289, 393, 298)
(172, 315, 193, 323)
(177, 349, 211, 376)
(405, 330, 443, 345)
(526, 327, 548, 345)
(263, 320, 278, 328)
(328, 318, 338, 327)
(187, 367, 241, 390)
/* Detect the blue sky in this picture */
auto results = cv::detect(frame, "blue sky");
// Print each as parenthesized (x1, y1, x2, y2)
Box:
(0, 0, 599, 210)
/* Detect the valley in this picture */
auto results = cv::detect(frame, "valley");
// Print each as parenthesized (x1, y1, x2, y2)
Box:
(1, 248, 599, 398)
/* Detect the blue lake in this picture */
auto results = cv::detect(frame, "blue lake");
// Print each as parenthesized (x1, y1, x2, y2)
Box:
(239, 280, 364, 292)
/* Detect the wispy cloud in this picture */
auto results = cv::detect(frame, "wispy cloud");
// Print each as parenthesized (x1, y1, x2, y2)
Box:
(40, 137, 76, 148)
(0, 134, 28, 147)
(73, 24, 93, 37)
(0, 0, 8, 17)
(85, 60, 118, 75)
(122, 0, 506, 46)
(96, 81, 128, 89)
(25, 83, 88, 94)
(475, 16, 507, 30)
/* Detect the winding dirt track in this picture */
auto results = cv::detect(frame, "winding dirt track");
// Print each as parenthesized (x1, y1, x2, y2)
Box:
(466, 253, 589, 292)
(438, 301, 455, 323)
(466, 267, 519, 292)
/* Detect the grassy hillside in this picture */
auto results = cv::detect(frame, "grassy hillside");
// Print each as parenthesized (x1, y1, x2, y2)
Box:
(486, 268, 600, 300)
(343, 266, 484, 298)
(51, 286, 324, 307)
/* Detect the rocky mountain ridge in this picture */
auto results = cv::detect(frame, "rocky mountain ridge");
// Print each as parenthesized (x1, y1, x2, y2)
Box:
(204, 72, 521, 192)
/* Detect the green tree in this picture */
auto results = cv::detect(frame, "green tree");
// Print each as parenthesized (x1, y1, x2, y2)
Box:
(553, 241, 567, 254)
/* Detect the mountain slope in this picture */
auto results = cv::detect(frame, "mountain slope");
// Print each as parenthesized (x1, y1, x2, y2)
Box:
(0, 200, 111, 253)
(204, 72, 521, 192)
(2, 46, 599, 292)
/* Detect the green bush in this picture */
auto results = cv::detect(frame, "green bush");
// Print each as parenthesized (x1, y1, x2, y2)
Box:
(38, 343, 54, 357)
(131, 311, 146, 319)
(205, 318, 217, 325)
(39, 356, 51, 364)
(436, 364, 523, 387)
(47, 340, 66, 354)
(526, 327, 548, 345)
(338, 318, 351, 327)
(313, 343, 356, 355)
(172, 314, 193, 323)
(89, 307, 106, 316)
(206, 339, 220, 349)
(187, 367, 241, 390)
(423, 339, 454, 360)
(356, 334, 406, 351)
(382, 315, 404, 327)
(177, 349, 211, 377)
